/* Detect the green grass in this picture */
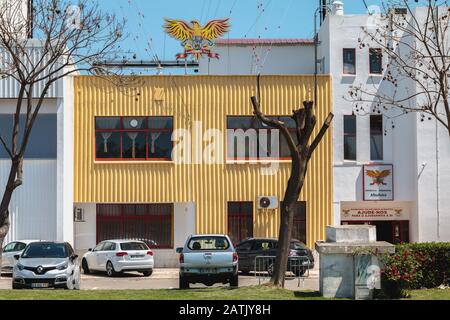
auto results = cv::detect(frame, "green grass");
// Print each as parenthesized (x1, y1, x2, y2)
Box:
(404, 288, 450, 300)
(1, 286, 447, 300)
(0, 286, 328, 300)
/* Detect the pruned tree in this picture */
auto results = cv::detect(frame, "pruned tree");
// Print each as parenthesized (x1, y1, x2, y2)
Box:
(0, 0, 125, 251)
(347, 0, 450, 139)
(250, 75, 334, 288)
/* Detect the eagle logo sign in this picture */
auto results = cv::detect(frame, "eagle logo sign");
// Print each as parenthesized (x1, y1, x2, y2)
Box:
(366, 170, 391, 186)
(163, 18, 230, 61)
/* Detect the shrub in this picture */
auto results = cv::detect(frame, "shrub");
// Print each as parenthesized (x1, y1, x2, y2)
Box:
(379, 242, 450, 298)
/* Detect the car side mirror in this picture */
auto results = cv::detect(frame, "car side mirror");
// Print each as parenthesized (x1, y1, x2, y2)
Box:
(71, 254, 78, 261)
(13, 254, 20, 260)
(88, 248, 92, 252)
(176, 247, 183, 254)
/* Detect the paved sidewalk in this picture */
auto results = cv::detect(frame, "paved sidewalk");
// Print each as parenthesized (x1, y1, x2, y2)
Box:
(0, 269, 319, 291)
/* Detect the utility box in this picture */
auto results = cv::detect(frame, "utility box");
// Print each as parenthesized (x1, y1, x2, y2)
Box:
(315, 225, 395, 299)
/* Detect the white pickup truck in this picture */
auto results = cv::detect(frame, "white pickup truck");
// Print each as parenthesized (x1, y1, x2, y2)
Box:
(176, 234, 238, 289)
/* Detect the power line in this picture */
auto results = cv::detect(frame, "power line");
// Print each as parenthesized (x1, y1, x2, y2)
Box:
(229, 0, 238, 15)
(244, 0, 273, 38)
(257, 0, 294, 74)
(363, 0, 369, 11)
(203, 0, 212, 24)
(213, 0, 222, 18)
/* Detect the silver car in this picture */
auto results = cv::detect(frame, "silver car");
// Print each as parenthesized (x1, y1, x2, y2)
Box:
(12, 242, 80, 290)
(82, 240, 154, 277)
(1, 240, 40, 273)
(177, 234, 238, 289)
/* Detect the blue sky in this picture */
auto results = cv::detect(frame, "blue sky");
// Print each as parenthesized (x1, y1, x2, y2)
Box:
(104, 0, 383, 69)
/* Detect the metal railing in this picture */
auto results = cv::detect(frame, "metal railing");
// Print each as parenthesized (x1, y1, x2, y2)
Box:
(254, 255, 313, 287)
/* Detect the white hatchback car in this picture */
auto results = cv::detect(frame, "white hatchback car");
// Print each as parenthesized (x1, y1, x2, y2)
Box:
(82, 240, 154, 277)
(1, 240, 40, 273)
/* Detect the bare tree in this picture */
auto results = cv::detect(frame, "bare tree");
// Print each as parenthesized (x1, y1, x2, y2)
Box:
(251, 75, 334, 288)
(347, 0, 450, 139)
(0, 0, 125, 251)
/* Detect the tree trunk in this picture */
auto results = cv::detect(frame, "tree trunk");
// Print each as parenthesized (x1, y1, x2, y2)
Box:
(270, 154, 308, 287)
(0, 214, 10, 266)
(0, 159, 21, 259)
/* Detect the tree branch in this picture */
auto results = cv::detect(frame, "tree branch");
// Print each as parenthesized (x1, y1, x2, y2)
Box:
(0, 136, 12, 158)
(309, 113, 334, 158)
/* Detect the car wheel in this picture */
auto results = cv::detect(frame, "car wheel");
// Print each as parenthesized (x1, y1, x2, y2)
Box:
(12, 283, 22, 290)
(82, 258, 90, 274)
(240, 269, 251, 276)
(179, 275, 189, 289)
(142, 269, 153, 277)
(106, 261, 117, 277)
(294, 268, 306, 277)
(230, 274, 239, 287)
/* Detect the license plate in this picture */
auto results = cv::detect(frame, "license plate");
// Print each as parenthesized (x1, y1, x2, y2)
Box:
(131, 255, 144, 259)
(200, 268, 217, 273)
(31, 283, 49, 288)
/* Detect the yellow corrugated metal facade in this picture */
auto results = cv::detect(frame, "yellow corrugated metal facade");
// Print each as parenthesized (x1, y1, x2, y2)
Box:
(73, 75, 333, 247)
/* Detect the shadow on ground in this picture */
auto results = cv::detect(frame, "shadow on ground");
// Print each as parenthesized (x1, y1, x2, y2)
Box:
(86, 271, 149, 278)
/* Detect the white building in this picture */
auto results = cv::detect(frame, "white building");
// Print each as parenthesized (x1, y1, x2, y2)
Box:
(0, 2, 74, 245)
(199, 1, 450, 243)
(199, 38, 315, 75)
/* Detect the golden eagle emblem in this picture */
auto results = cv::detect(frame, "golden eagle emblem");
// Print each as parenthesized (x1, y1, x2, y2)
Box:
(163, 18, 230, 61)
(366, 170, 391, 186)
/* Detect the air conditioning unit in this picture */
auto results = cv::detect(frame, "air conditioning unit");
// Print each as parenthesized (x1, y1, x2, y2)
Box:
(257, 196, 279, 210)
(73, 207, 85, 222)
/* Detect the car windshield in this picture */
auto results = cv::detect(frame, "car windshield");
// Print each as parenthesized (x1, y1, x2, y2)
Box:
(120, 242, 148, 251)
(290, 242, 306, 250)
(22, 243, 68, 258)
(187, 236, 230, 251)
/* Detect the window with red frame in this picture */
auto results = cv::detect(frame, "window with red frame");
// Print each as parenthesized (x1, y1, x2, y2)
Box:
(227, 116, 297, 160)
(96, 203, 174, 249)
(228, 202, 253, 245)
(281, 201, 307, 244)
(95, 116, 173, 161)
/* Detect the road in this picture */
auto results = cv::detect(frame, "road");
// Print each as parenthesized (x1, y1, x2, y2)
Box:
(0, 269, 319, 291)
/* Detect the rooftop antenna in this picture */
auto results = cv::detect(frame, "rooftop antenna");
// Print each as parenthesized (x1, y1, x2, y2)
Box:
(314, 1, 332, 103)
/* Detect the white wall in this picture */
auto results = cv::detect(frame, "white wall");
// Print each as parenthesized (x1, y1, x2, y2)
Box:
(199, 44, 315, 75)
(73, 203, 96, 251)
(321, 10, 450, 242)
(321, 13, 418, 237)
(56, 75, 74, 244)
(1, 160, 57, 243)
(0, 99, 58, 243)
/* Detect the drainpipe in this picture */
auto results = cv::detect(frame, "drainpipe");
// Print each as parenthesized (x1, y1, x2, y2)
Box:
(436, 119, 440, 240)
(314, 8, 319, 104)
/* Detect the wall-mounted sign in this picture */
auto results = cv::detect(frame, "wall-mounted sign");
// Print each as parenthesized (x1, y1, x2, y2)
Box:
(163, 18, 230, 61)
(363, 164, 393, 201)
(341, 201, 410, 221)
